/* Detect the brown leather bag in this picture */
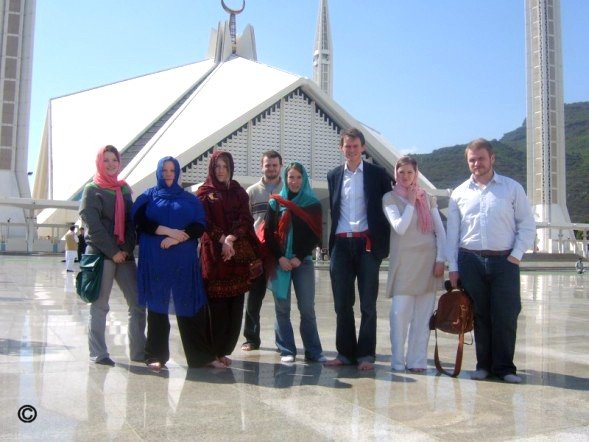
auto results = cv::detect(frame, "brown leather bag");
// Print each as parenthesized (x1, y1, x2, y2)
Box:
(429, 281, 474, 377)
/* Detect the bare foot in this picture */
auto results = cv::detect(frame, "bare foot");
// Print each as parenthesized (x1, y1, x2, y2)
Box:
(324, 358, 345, 367)
(219, 356, 232, 366)
(241, 342, 259, 351)
(206, 360, 227, 369)
(357, 361, 374, 371)
(147, 361, 162, 371)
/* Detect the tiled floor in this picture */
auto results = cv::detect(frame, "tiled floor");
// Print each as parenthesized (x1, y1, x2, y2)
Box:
(0, 255, 588, 440)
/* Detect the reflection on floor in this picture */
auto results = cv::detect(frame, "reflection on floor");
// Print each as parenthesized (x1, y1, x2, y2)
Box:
(1, 255, 588, 440)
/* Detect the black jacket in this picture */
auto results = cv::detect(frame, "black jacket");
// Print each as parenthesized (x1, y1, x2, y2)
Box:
(327, 161, 392, 260)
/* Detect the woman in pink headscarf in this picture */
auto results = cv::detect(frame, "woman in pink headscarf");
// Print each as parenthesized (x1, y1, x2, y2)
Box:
(382, 156, 446, 373)
(79, 145, 146, 367)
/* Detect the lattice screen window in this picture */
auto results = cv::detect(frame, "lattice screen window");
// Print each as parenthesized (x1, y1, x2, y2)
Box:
(312, 105, 342, 181)
(180, 86, 347, 186)
(219, 125, 249, 176)
(182, 149, 214, 185)
(250, 103, 281, 175)
(283, 89, 313, 170)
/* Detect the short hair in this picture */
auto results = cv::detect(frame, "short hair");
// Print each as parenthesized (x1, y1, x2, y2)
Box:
(465, 138, 494, 158)
(339, 127, 365, 147)
(69, 225, 76, 231)
(395, 155, 418, 172)
(262, 150, 282, 165)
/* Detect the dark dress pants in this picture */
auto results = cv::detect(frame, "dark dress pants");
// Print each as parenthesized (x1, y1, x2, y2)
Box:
(243, 273, 267, 347)
(329, 237, 381, 364)
(458, 251, 521, 377)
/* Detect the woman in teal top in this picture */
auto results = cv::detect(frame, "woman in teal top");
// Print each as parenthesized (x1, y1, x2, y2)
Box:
(263, 162, 325, 363)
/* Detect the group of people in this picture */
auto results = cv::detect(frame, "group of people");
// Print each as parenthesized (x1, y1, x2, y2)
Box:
(78, 128, 536, 383)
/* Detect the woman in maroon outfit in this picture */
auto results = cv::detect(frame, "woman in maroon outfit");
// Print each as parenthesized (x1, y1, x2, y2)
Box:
(196, 151, 260, 368)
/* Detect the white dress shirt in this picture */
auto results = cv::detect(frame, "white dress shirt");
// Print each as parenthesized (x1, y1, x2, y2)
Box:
(336, 162, 369, 234)
(446, 172, 536, 271)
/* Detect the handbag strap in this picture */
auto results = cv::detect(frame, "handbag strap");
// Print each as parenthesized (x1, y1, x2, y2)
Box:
(433, 328, 465, 377)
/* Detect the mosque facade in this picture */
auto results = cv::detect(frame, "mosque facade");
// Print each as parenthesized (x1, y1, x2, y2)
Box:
(31, 1, 425, 242)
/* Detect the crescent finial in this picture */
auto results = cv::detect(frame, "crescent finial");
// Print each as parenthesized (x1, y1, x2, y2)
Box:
(221, 0, 245, 14)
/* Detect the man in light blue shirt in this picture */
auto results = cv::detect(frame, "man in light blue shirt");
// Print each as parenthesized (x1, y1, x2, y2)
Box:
(447, 138, 535, 383)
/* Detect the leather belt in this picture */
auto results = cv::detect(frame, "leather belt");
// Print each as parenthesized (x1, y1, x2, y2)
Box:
(336, 231, 371, 252)
(459, 248, 511, 257)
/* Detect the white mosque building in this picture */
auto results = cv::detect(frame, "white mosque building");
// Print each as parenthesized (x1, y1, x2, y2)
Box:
(30, 0, 436, 248)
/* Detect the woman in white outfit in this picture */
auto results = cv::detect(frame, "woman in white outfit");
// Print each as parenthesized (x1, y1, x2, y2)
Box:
(382, 156, 445, 372)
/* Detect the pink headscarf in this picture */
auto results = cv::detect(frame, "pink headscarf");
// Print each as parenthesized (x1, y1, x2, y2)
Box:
(93, 146, 127, 245)
(393, 164, 433, 233)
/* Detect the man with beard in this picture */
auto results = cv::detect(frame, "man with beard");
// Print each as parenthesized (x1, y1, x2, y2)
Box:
(447, 138, 535, 383)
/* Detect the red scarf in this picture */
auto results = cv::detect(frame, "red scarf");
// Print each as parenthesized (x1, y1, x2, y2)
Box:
(93, 147, 127, 245)
(270, 195, 322, 250)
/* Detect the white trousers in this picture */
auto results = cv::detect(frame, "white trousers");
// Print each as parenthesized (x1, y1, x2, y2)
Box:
(65, 250, 77, 271)
(389, 292, 436, 370)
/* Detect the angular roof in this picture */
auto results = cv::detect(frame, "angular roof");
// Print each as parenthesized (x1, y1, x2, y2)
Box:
(33, 20, 438, 225)
(34, 60, 215, 202)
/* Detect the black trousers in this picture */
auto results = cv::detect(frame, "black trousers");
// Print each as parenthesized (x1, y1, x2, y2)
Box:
(209, 294, 245, 357)
(243, 273, 267, 347)
(145, 309, 216, 367)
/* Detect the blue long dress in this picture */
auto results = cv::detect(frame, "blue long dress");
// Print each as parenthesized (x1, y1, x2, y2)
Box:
(132, 157, 207, 366)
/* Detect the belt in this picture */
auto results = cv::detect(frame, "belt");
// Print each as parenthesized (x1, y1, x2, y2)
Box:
(459, 248, 511, 257)
(335, 231, 371, 252)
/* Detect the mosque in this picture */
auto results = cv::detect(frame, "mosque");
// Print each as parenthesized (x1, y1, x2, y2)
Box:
(29, 0, 433, 249)
(1, 0, 581, 255)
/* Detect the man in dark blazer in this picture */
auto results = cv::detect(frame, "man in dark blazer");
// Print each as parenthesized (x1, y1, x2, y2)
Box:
(325, 127, 393, 370)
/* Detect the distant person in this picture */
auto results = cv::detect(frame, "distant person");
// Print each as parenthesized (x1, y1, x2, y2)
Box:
(315, 246, 322, 262)
(576, 258, 584, 274)
(447, 138, 535, 383)
(382, 156, 445, 372)
(241, 150, 282, 352)
(264, 162, 325, 363)
(77, 227, 87, 262)
(196, 151, 260, 368)
(132, 157, 207, 370)
(79, 145, 146, 367)
(64, 225, 78, 272)
(326, 127, 392, 371)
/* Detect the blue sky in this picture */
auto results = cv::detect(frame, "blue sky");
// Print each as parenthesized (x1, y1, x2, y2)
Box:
(28, 1, 589, 176)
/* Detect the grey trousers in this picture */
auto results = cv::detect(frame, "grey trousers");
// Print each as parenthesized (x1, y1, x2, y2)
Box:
(88, 258, 146, 362)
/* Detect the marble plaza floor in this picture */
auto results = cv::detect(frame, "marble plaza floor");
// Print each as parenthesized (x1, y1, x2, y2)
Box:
(0, 255, 588, 441)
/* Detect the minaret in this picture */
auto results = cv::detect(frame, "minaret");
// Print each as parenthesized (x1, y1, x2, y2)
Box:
(0, 0, 35, 226)
(313, 0, 333, 97)
(525, 0, 571, 252)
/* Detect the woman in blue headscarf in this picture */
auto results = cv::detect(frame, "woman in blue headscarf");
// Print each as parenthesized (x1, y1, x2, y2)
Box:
(132, 156, 207, 370)
(264, 162, 325, 363)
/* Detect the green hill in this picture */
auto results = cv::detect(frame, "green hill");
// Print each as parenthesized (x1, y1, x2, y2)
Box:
(413, 101, 589, 223)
